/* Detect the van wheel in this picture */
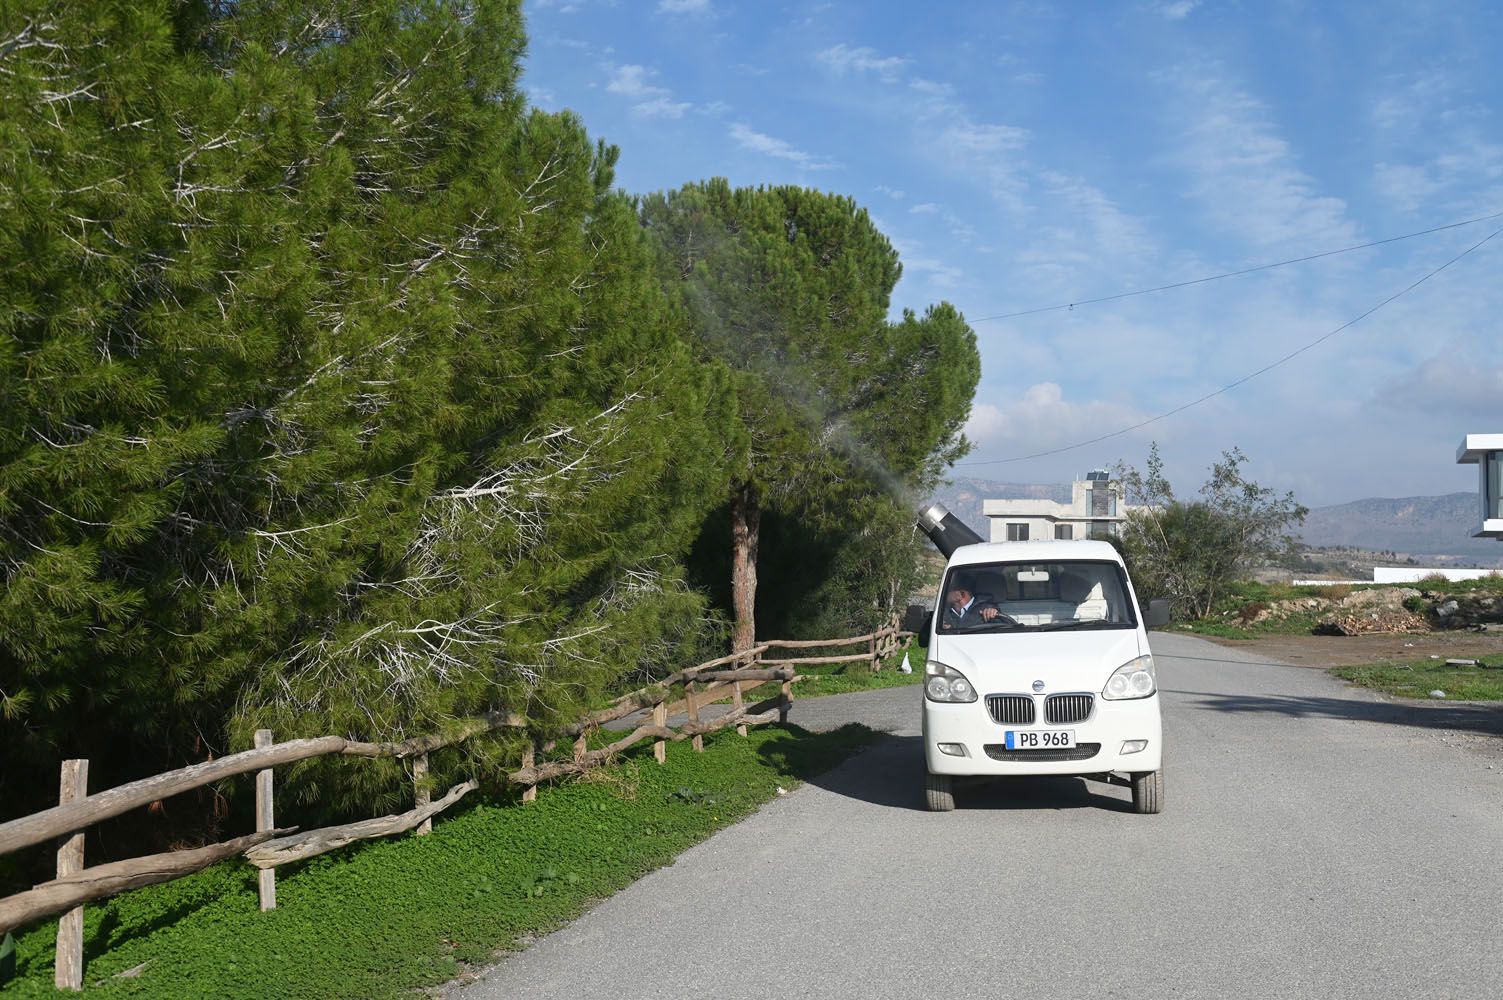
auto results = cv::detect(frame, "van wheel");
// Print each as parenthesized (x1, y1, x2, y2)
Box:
(1130, 768, 1163, 814)
(925, 771, 955, 811)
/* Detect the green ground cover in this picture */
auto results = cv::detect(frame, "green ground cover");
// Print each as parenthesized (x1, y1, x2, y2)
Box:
(1332, 659, 1503, 701)
(787, 644, 924, 698)
(1, 724, 875, 999)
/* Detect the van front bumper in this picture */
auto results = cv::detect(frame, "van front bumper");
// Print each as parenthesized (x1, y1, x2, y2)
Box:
(923, 693, 1162, 775)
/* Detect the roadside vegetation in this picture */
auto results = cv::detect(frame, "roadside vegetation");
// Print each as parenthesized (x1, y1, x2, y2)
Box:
(0, 725, 875, 998)
(786, 645, 923, 698)
(0, 0, 977, 877)
(1114, 445, 1308, 622)
(1168, 576, 1503, 640)
(1333, 659, 1503, 701)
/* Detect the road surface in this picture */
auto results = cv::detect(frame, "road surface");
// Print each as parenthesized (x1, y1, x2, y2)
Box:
(452, 633, 1503, 1000)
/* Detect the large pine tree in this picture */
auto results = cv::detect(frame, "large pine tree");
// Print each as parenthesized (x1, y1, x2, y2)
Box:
(1, 1, 737, 821)
(641, 181, 980, 648)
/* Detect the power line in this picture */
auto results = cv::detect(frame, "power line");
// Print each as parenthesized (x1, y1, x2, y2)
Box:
(957, 223, 1503, 468)
(969, 209, 1503, 324)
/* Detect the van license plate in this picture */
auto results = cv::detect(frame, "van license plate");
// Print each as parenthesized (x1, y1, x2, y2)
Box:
(1004, 730, 1076, 750)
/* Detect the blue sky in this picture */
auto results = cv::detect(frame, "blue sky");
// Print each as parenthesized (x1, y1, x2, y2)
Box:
(521, 0, 1503, 506)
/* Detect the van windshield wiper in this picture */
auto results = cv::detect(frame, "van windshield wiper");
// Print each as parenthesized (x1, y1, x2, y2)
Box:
(1033, 619, 1124, 631)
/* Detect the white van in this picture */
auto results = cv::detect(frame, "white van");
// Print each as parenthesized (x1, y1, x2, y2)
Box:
(906, 537, 1167, 813)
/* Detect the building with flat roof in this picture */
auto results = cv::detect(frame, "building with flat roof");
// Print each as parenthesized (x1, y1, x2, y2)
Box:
(983, 470, 1129, 543)
(1457, 434, 1503, 540)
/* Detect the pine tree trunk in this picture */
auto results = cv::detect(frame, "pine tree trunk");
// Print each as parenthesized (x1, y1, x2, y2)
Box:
(730, 482, 761, 652)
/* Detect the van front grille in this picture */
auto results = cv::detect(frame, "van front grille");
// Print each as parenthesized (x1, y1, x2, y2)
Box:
(1045, 693, 1094, 724)
(985, 695, 1035, 726)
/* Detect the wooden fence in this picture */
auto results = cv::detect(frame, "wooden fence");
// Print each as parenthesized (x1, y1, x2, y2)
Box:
(0, 622, 908, 991)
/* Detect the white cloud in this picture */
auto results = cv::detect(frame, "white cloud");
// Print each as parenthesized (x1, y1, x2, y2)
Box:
(963, 383, 1152, 452)
(1379, 355, 1503, 418)
(816, 43, 910, 81)
(1161, 67, 1358, 248)
(632, 97, 692, 119)
(607, 64, 666, 100)
(909, 202, 940, 214)
(939, 122, 1029, 155)
(657, 0, 711, 12)
(606, 64, 693, 119)
(729, 123, 838, 170)
(1157, 0, 1200, 19)
(1373, 163, 1443, 214)
(901, 254, 965, 290)
(875, 184, 905, 199)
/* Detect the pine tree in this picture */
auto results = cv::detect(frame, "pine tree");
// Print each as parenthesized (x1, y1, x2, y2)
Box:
(1, 1, 737, 821)
(641, 181, 979, 647)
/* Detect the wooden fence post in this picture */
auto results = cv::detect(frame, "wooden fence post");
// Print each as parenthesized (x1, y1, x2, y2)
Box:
(779, 667, 792, 724)
(254, 730, 276, 911)
(653, 703, 667, 763)
(685, 671, 704, 752)
(413, 753, 432, 836)
(55, 759, 87, 992)
(521, 744, 537, 803)
(732, 653, 748, 738)
(869, 633, 879, 672)
(574, 733, 587, 766)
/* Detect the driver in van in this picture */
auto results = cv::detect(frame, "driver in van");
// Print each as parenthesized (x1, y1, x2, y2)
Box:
(941, 582, 1002, 629)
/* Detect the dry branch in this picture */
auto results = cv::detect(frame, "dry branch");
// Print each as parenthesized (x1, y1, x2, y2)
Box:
(0, 738, 347, 856)
(245, 781, 478, 869)
(761, 634, 878, 650)
(341, 713, 526, 758)
(0, 829, 294, 936)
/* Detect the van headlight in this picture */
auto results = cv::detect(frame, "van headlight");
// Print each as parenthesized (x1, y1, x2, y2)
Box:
(1102, 655, 1156, 700)
(924, 661, 978, 703)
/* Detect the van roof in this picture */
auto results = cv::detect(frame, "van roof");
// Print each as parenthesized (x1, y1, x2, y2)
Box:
(947, 539, 1125, 567)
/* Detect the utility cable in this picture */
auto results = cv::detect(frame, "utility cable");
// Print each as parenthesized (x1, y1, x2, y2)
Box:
(957, 223, 1503, 468)
(970, 209, 1503, 324)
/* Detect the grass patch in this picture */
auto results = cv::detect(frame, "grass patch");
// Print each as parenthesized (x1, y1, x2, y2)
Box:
(1333, 659, 1503, 701)
(1170, 611, 1327, 640)
(792, 645, 923, 697)
(1, 723, 875, 999)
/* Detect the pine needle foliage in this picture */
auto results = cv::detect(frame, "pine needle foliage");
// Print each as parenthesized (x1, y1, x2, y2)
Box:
(0, 1, 735, 819)
(640, 181, 980, 639)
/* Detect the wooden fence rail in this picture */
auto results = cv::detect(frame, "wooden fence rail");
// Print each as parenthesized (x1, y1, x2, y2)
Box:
(0, 623, 910, 989)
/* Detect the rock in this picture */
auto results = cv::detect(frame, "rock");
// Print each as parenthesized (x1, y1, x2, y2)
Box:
(1436, 600, 1460, 619)
(1429, 690, 1447, 699)
(1313, 608, 1431, 636)
(1445, 659, 1478, 667)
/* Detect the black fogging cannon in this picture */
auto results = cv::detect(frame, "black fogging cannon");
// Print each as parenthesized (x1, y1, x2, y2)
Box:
(915, 502, 985, 558)
(906, 503, 987, 644)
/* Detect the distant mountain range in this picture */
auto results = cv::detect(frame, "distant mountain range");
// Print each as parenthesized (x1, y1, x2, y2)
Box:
(1295, 493, 1501, 563)
(929, 478, 1503, 566)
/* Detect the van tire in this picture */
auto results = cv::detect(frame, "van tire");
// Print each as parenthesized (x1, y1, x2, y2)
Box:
(925, 771, 955, 811)
(1130, 768, 1163, 814)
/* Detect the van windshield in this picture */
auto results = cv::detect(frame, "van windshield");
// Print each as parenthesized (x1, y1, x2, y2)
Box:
(937, 560, 1136, 633)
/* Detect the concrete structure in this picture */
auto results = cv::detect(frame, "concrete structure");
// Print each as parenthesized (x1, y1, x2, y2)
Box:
(1456, 434, 1503, 540)
(983, 471, 1129, 543)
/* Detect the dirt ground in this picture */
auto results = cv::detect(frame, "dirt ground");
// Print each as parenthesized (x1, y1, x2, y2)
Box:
(1193, 629, 1503, 669)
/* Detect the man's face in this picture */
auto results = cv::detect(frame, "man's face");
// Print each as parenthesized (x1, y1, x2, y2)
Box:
(947, 588, 971, 609)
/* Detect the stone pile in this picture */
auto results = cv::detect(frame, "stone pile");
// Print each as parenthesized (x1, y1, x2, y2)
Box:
(1313, 608, 1432, 636)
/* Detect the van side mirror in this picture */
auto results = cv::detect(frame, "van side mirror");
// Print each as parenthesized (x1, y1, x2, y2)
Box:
(902, 603, 932, 647)
(1143, 599, 1170, 629)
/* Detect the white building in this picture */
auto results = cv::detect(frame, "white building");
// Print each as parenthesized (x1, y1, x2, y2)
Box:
(1456, 433, 1503, 540)
(983, 470, 1129, 543)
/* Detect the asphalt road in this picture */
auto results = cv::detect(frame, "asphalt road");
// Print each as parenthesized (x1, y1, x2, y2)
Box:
(452, 633, 1503, 1000)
